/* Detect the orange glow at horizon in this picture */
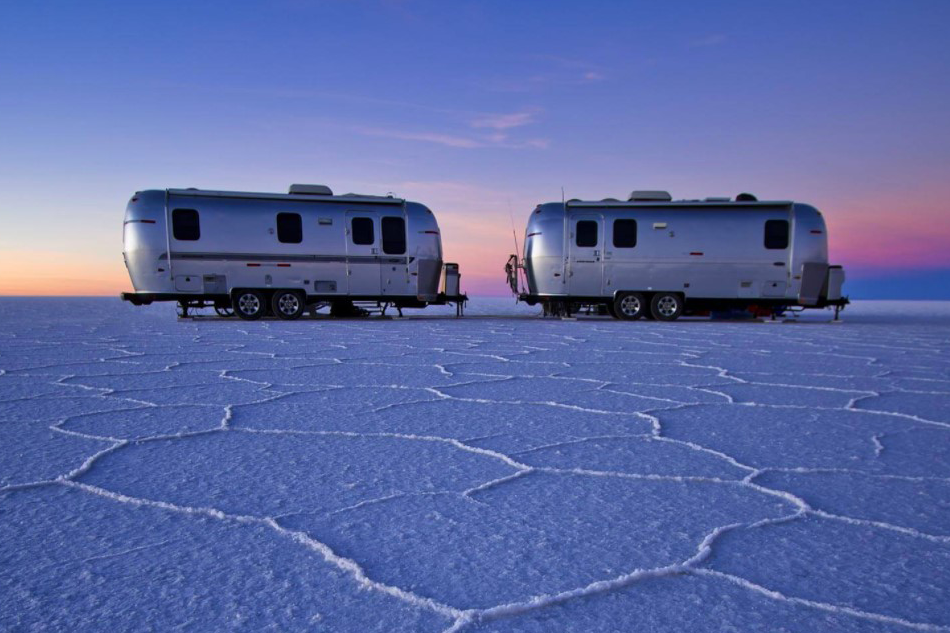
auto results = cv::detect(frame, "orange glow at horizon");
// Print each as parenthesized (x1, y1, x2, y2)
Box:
(0, 250, 129, 296)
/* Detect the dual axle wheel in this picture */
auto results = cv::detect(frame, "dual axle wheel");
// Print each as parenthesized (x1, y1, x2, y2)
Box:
(612, 292, 683, 321)
(231, 290, 305, 321)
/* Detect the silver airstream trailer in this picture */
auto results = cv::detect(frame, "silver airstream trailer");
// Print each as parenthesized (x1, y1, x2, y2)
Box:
(506, 191, 847, 320)
(121, 184, 465, 319)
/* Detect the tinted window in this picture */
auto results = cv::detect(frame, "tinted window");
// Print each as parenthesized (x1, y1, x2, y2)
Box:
(351, 217, 374, 245)
(576, 220, 598, 247)
(764, 219, 789, 249)
(381, 216, 406, 255)
(172, 208, 200, 241)
(613, 219, 637, 248)
(276, 212, 302, 243)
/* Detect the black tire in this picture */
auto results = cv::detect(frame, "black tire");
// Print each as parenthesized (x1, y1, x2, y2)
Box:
(605, 302, 619, 319)
(650, 292, 683, 321)
(271, 290, 305, 320)
(613, 292, 646, 320)
(232, 290, 266, 321)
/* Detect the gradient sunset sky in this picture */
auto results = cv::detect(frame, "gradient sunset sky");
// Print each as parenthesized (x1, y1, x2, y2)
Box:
(2, 1, 949, 297)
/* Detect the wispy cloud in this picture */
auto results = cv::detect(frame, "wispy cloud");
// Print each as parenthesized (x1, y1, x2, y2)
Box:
(470, 108, 540, 130)
(354, 127, 485, 148)
(354, 123, 549, 150)
(480, 55, 606, 93)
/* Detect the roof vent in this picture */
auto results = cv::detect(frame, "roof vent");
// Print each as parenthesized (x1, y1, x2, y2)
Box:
(629, 190, 672, 202)
(289, 184, 333, 196)
(736, 192, 758, 202)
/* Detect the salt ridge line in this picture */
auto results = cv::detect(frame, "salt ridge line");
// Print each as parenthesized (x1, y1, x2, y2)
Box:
(694, 569, 950, 632)
(58, 479, 464, 622)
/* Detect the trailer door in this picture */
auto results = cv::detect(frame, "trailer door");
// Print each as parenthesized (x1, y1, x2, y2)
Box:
(379, 215, 411, 297)
(568, 214, 604, 297)
(345, 211, 382, 296)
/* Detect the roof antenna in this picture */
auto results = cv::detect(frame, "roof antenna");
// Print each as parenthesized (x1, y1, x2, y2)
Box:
(507, 198, 520, 258)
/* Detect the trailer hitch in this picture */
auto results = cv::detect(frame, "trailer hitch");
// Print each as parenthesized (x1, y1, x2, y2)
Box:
(505, 254, 523, 296)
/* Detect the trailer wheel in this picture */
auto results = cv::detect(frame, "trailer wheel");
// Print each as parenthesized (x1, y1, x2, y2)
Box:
(613, 292, 646, 320)
(232, 290, 265, 320)
(271, 290, 305, 320)
(650, 293, 683, 321)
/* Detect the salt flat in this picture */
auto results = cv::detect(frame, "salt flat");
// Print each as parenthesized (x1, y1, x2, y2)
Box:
(1, 298, 949, 632)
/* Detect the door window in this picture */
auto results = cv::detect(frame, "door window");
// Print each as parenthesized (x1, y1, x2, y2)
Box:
(576, 220, 598, 247)
(351, 217, 374, 245)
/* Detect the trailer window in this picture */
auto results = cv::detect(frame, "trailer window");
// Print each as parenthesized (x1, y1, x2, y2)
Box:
(382, 216, 406, 255)
(764, 220, 789, 249)
(351, 217, 374, 245)
(613, 219, 638, 248)
(576, 220, 598, 247)
(276, 212, 302, 244)
(172, 208, 200, 241)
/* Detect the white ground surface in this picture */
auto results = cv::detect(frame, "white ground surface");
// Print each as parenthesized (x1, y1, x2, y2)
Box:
(1, 298, 949, 632)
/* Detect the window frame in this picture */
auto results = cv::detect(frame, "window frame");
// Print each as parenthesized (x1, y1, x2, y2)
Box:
(612, 219, 638, 248)
(575, 220, 598, 248)
(350, 216, 375, 245)
(171, 208, 200, 241)
(276, 212, 303, 244)
(764, 219, 790, 250)
(381, 216, 407, 255)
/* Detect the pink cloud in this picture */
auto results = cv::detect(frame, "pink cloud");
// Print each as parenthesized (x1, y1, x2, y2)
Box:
(355, 126, 485, 148)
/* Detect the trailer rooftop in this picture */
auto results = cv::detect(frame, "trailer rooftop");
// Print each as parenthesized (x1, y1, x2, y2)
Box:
(166, 188, 405, 205)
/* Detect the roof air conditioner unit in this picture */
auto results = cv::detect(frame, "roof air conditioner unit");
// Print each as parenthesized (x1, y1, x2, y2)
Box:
(628, 190, 672, 202)
(289, 184, 333, 196)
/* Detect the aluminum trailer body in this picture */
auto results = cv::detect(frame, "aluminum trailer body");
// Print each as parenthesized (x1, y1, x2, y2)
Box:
(121, 185, 463, 319)
(506, 191, 847, 320)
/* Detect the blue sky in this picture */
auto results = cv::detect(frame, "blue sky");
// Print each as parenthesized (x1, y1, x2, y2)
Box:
(1, 1, 949, 296)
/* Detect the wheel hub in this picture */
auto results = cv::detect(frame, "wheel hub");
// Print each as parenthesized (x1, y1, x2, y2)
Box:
(620, 296, 640, 315)
(239, 294, 260, 314)
(657, 296, 678, 316)
(278, 294, 299, 315)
